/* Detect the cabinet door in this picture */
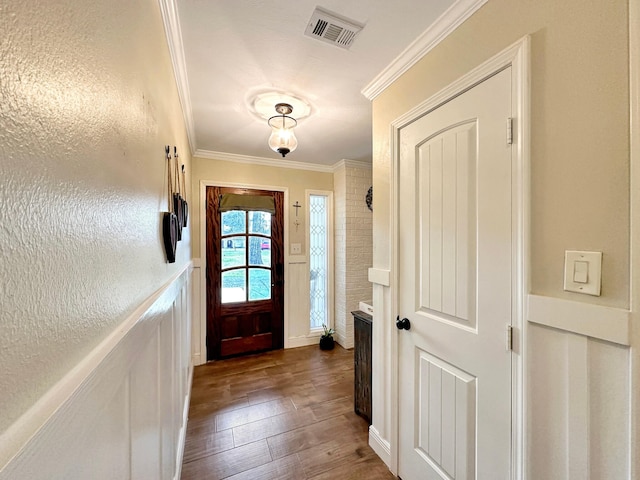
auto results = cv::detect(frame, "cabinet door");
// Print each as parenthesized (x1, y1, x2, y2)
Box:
(354, 315, 372, 424)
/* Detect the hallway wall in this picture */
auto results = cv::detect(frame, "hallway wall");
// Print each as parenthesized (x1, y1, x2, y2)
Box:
(369, 0, 632, 476)
(0, 0, 192, 472)
(333, 161, 373, 349)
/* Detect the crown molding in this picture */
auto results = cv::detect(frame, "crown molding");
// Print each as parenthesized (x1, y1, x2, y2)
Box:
(332, 159, 373, 172)
(194, 149, 338, 173)
(158, 0, 197, 154)
(361, 0, 488, 101)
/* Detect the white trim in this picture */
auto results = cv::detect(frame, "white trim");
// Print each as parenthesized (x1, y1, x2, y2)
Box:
(334, 333, 351, 349)
(369, 426, 392, 468)
(527, 294, 631, 346)
(198, 181, 289, 361)
(368, 267, 390, 286)
(0, 262, 192, 469)
(629, 0, 640, 476)
(389, 36, 530, 479)
(391, 40, 529, 130)
(306, 190, 335, 333)
(331, 158, 373, 172)
(0, 264, 192, 478)
(190, 259, 206, 366)
(361, 0, 488, 100)
(157, 0, 196, 154)
(174, 362, 194, 480)
(195, 149, 338, 173)
(197, 255, 207, 365)
(286, 335, 321, 349)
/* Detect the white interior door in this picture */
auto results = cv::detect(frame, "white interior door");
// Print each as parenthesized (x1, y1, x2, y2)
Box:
(397, 67, 513, 480)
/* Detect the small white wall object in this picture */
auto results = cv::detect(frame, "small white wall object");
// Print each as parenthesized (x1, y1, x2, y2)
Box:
(563, 250, 602, 296)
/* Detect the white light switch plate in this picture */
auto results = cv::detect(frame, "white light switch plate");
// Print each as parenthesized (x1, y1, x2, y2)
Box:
(291, 243, 301, 255)
(563, 250, 602, 296)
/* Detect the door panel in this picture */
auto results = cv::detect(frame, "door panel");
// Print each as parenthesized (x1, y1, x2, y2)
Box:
(398, 68, 512, 479)
(415, 350, 476, 480)
(418, 121, 476, 328)
(206, 187, 284, 360)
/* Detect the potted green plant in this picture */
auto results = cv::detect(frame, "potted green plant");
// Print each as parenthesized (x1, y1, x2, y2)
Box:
(319, 324, 335, 350)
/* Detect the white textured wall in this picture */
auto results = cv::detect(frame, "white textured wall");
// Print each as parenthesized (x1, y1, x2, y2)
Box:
(0, 0, 191, 438)
(334, 168, 347, 344)
(334, 162, 373, 348)
(0, 267, 193, 480)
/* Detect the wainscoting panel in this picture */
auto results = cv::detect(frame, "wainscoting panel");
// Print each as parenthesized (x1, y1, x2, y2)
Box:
(0, 265, 193, 480)
(528, 321, 630, 480)
(286, 257, 314, 347)
(190, 261, 204, 365)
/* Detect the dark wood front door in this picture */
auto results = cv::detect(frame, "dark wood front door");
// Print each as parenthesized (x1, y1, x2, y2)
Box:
(206, 186, 284, 360)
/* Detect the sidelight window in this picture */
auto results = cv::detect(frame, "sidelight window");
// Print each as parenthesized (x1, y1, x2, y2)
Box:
(308, 192, 333, 330)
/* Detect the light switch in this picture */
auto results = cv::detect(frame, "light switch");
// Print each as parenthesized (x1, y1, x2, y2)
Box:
(564, 251, 602, 296)
(573, 261, 588, 283)
(291, 243, 302, 255)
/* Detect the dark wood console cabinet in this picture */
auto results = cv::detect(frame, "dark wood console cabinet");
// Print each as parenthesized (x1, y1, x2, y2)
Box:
(353, 310, 372, 425)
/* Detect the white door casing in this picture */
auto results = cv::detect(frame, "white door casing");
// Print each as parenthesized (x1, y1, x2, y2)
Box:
(390, 37, 529, 479)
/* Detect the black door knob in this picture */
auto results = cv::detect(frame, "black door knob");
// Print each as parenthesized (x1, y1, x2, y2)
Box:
(396, 316, 411, 331)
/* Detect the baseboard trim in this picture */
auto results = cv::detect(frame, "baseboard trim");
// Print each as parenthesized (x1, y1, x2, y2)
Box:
(286, 336, 319, 349)
(174, 362, 194, 480)
(369, 426, 391, 468)
(335, 333, 354, 350)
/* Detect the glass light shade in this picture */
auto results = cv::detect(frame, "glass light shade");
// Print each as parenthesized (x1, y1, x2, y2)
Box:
(268, 114, 298, 157)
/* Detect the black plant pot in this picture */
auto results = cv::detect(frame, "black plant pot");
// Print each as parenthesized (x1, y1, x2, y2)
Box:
(319, 336, 335, 350)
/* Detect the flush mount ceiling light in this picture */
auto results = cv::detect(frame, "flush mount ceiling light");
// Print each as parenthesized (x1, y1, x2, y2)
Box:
(268, 103, 298, 158)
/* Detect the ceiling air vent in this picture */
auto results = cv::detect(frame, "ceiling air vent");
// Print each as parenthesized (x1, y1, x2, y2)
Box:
(304, 7, 364, 50)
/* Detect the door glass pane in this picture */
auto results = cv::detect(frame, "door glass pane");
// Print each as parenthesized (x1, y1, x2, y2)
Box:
(260, 239, 271, 267)
(221, 236, 246, 269)
(248, 236, 271, 267)
(222, 210, 246, 236)
(221, 269, 246, 303)
(249, 211, 271, 236)
(310, 195, 328, 329)
(248, 268, 271, 301)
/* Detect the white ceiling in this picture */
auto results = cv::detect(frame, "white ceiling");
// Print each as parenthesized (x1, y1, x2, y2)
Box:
(175, 0, 459, 166)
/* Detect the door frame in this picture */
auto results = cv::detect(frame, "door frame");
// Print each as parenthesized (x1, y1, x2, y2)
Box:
(199, 180, 289, 362)
(389, 36, 530, 478)
(630, 0, 639, 476)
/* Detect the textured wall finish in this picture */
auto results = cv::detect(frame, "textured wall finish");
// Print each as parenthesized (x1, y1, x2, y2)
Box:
(334, 163, 373, 348)
(0, 268, 193, 479)
(0, 0, 191, 435)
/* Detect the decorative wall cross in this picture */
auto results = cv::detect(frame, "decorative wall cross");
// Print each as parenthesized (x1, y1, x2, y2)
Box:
(293, 201, 301, 231)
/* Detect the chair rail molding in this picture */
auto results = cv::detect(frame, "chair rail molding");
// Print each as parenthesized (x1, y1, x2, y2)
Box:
(0, 263, 194, 480)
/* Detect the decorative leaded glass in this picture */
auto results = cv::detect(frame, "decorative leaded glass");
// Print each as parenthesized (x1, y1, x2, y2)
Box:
(309, 195, 328, 329)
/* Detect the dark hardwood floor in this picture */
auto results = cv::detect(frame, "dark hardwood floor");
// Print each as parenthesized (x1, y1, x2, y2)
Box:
(181, 344, 395, 480)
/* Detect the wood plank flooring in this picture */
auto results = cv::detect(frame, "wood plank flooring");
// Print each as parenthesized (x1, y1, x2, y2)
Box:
(181, 345, 395, 480)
